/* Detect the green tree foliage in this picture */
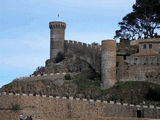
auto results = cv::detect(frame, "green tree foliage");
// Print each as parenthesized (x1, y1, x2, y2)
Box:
(114, 0, 160, 40)
(91, 42, 99, 46)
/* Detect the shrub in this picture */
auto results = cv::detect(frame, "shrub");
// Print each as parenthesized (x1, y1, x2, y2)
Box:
(11, 104, 20, 111)
(91, 42, 99, 46)
(65, 74, 71, 80)
(55, 52, 64, 63)
(76, 78, 100, 91)
(145, 87, 160, 101)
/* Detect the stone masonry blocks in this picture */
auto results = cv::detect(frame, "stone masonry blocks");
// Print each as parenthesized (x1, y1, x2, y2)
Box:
(101, 40, 117, 89)
(49, 21, 66, 59)
(0, 94, 159, 119)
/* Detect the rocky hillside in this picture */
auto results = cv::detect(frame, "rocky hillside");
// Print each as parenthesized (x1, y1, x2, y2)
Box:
(0, 56, 101, 98)
(1, 75, 160, 105)
(1, 53, 160, 105)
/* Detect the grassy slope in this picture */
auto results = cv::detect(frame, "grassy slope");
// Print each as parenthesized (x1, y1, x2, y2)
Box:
(76, 79, 160, 105)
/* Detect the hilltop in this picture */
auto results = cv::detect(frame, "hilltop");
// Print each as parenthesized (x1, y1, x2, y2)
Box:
(1, 40, 160, 105)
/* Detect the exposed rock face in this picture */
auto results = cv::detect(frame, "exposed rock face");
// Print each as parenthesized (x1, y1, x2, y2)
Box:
(1, 79, 78, 97)
(36, 56, 98, 75)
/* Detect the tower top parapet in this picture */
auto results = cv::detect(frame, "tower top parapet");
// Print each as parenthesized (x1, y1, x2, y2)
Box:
(49, 21, 66, 29)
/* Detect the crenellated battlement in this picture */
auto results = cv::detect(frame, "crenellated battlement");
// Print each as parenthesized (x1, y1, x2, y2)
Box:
(49, 21, 66, 29)
(0, 92, 159, 119)
(65, 40, 101, 51)
(0, 92, 159, 110)
(64, 40, 101, 72)
(13, 72, 78, 82)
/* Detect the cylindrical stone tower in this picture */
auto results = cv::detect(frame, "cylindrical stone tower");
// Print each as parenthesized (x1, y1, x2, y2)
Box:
(101, 40, 117, 89)
(49, 21, 66, 59)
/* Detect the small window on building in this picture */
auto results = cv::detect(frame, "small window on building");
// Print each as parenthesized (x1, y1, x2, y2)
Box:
(143, 44, 146, 49)
(149, 44, 152, 49)
(134, 58, 138, 61)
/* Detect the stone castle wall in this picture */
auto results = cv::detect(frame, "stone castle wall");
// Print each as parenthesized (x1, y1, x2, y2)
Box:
(0, 93, 160, 120)
(48, 21, 160, 87)
(64, 40, 101, 73)
(139, 38, 160, 54)
(117, 55, 160, 84)
(0, 112, 155, 120)
(64, 38, 160, 85)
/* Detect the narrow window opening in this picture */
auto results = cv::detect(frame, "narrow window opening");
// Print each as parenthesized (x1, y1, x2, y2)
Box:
(149, 44, 152, 49)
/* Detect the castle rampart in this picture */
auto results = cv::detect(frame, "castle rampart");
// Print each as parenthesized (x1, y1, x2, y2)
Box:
(0, 93, 159, 120)
(117, 55, 160, 84)
(65, 40, 101, 50)
(64, 40, 101, 73)
(13, 72, 69, 82)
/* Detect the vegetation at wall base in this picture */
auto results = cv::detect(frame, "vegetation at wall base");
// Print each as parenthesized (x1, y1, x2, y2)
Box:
(65, 74, 71, 80)
(102, 81, 160, 105)
(1, 73, 160, 105)
(76, 79, 100, 91)
(11, 104, 20, 111)
(145, 87, 160, 101)
(55, 52, 65, 63)
(0, 104, 20, 111)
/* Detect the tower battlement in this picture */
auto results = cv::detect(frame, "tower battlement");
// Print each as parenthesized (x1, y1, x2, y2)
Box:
(49, 21, 66, 29)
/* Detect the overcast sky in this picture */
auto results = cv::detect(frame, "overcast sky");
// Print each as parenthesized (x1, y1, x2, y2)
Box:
(0, 0, 135, 87)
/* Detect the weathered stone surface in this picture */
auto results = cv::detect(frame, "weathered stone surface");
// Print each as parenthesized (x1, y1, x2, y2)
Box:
(0, 95, 159, 120)
(101, 40, 116, 89)
(49, 21, 66, 59)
